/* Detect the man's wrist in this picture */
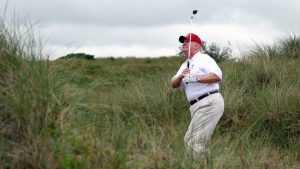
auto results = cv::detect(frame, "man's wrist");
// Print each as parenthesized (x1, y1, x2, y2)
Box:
(196, 76, 201, 83)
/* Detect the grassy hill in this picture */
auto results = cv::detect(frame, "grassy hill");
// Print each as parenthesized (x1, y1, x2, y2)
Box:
(1, 17, 299, 168)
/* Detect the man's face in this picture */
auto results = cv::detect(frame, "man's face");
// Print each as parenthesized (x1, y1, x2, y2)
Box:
(182, 40, 199, 58)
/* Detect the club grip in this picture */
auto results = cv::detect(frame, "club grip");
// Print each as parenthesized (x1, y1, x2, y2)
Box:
(185, 61, 190, 84)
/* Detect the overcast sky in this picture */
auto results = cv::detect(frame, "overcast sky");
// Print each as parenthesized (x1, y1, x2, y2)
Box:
(1, 0, 299, 59)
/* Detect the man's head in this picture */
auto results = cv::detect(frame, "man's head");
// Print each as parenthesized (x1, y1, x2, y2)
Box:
(179, 33, 202, 58)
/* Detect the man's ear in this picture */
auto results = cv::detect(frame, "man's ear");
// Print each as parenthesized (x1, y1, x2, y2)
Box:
(195, 43, 201, 50)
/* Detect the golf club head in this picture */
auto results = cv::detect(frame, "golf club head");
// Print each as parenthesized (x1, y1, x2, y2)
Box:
(191, 10, 198, 19)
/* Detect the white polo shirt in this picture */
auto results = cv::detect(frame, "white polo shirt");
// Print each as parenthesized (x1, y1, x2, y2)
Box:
(174, 52, 222, 102)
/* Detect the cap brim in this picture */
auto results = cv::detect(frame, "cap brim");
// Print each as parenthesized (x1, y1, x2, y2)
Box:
(179, 36, 186, 43)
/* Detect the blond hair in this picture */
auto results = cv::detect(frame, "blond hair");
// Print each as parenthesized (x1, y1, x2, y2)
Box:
(195, 43, 205, 54)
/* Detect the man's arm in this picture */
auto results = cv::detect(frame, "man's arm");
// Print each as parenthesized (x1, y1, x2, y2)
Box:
(171, 75, 184, 88)
(196, 73, 221, 83)
(171, 67, 190, 88)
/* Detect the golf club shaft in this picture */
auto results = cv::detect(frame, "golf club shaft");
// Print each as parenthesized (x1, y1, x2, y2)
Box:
(187, 33, 191, 68)
(187, 14, 193, 69)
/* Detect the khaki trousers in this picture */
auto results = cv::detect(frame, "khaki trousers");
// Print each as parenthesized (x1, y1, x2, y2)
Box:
(184, 93, 224, 155)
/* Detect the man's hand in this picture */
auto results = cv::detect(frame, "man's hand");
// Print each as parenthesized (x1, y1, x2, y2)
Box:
(182, 74, 198, 83)
(181, 68, 190, 78)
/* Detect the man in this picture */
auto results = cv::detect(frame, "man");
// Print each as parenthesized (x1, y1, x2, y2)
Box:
(171, 33, 224, 157)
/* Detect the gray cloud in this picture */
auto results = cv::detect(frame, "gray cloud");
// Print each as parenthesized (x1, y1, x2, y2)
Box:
(3, 0, 299, 29)
(1, 0, 299, 58)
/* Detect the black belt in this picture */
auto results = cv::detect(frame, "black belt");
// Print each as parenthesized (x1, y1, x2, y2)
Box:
(189, 90, 219, 105)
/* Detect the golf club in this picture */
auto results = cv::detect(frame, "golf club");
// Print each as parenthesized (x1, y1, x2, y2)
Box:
(187, 10, 198, 68)
(186, 10, 198, 84)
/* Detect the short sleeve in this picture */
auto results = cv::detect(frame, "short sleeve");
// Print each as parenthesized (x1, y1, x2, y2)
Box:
(204, 55, 222, 80)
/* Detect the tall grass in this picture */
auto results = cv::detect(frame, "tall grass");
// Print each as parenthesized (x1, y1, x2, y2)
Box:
(0, 13, 299, 168)
(221, 36, 300, 146)
(0, 15, 62, 168)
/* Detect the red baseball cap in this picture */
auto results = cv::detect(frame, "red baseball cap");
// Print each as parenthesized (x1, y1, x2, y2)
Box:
(179, 33, 202, 45)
